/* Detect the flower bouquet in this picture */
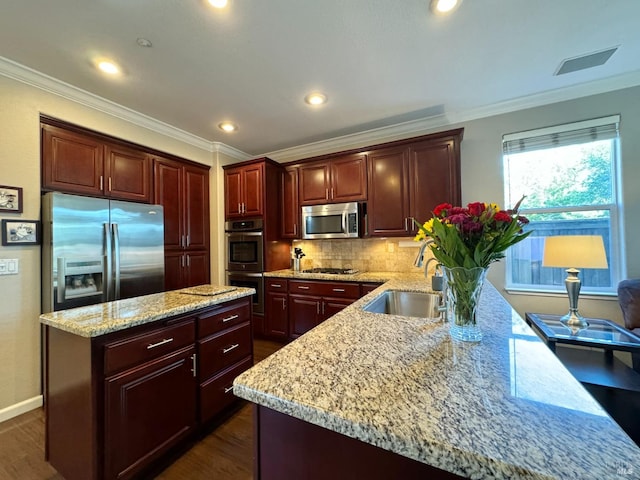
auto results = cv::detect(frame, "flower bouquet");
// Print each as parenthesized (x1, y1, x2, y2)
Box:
(414, 198, 530, 341)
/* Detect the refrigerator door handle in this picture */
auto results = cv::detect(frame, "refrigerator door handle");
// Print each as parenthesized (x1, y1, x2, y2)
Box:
(112, 223, 121, 299)
(104, 223, 113, 301)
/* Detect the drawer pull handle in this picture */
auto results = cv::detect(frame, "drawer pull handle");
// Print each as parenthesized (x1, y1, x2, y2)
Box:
(223, 343, 240, 354)
(224, 386, 234, 394)
(297, 286, 310, 290)
(147, 338, 174, 350)
(332, 288, 345, 292)
(223, 314, 239, 323)
(271, 284, 282, 288)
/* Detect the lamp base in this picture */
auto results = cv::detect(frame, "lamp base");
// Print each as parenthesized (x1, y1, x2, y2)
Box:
(560, 311, 589, 334)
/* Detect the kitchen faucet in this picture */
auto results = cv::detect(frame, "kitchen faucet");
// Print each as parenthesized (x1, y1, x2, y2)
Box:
(414, 240, 435, 278)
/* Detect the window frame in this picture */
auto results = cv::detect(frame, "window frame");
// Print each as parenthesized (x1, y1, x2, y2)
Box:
(502, 116, 625, 295)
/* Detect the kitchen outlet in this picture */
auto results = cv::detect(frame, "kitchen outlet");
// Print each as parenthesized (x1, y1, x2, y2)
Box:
(386, 243, 395, 253)
(0, 258, 19, 275)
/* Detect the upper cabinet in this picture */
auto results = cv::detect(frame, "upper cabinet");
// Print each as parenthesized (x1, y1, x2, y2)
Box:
(224, 163, 264, 219)
(280, 166, 299, 239)
(42, 123, 152, 203)
(367, 130, 462, 237)
(299, 153, 367, 205)
(153, 156, 210, 290)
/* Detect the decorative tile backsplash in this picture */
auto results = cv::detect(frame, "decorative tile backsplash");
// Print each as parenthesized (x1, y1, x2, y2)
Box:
(291, 238, 437, 275)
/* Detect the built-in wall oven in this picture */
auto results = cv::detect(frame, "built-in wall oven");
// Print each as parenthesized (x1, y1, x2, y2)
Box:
(225, 218, 264, 314)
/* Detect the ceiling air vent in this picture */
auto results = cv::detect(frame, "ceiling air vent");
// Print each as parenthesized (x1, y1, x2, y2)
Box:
(555, 47, 618, 76)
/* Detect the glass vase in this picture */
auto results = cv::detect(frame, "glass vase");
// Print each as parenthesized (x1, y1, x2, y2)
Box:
(442, 266, 487, 342)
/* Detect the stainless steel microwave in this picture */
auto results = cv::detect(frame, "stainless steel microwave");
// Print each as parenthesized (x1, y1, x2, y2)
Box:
(301, 202, 359, 240)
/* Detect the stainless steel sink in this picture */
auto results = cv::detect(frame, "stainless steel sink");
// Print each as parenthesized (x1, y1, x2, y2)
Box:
(362, 290, 443, 319)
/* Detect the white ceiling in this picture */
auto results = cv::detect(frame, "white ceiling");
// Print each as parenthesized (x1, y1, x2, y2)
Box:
(1, 0, 640, 158)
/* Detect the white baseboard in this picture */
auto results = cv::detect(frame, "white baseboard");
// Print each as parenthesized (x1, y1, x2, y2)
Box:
(0, 395, 43, 423)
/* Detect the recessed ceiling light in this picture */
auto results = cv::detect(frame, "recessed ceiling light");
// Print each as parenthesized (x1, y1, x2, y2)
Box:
(218, 122, 237, 132)
(97, 60, 120, 75)
(207, 0, 228, 8)
(430, 0, 461, 14)
(304, 92, 327, 106)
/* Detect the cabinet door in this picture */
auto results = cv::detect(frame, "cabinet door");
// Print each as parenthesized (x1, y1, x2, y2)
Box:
(185, 251, 210, 288)
(242, 163, 264, 217)
(265, 292, 289, 339)
(299, 163, 330, 205)
(330, 154, 367, 202)
(289, 295, 321, 338)
(104, 144, 152, 203)
(224, 168, 243, 219)
(184, 165, 209, 251)
(408, 139, 460, 233)
(367, 146, 411, 237)
(154, 158, 184, 250)
(322, 297, 355, 320)
(104, 345, 196, 480)
(42, 124, 104, 196)
(281, 167, 299, 238)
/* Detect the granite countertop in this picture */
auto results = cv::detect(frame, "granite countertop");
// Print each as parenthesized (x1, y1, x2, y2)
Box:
(234, 276, 640, 479)
(39, 285, 255, 337)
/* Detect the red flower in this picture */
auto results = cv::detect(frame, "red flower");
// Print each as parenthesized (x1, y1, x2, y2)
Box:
(467, 202, 485, 217)
(433, 203, 452, 217)
(449, 206, 467, 216)
(494, 211, 512, 223)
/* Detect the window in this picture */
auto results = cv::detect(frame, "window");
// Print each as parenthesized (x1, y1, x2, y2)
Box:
(502, 115, 622, 294)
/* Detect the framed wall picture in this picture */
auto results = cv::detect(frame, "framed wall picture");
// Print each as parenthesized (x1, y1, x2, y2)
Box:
(1, 219, 40, 246)
(0, 185, 23, 213)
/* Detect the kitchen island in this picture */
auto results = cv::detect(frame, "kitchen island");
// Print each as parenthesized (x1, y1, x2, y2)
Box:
(40, 285, 255, 480)
(234, 277, 640, 479)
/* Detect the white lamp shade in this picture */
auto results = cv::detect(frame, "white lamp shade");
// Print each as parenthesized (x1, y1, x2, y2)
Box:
(542, 235, 608, 269)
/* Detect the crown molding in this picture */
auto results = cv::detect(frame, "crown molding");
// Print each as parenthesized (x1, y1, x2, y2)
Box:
(0, 56, 223, 154)
(263, 70, 640, 163)
(212, 142, 253, 162)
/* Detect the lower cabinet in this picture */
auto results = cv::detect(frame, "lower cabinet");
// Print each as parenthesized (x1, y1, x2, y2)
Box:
(263, 279, 363, 340)
(265, 279, 289, 340)
(104, 344, 197, 480)
(45, 297, 252, 480)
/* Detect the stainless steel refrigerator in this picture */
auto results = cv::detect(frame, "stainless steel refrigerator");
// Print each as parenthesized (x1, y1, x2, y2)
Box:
(42, 192, 165, 312)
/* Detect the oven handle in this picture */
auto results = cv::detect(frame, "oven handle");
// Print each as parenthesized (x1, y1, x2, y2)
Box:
(226, 231, 263, 237)
(228, 272, 263, 278)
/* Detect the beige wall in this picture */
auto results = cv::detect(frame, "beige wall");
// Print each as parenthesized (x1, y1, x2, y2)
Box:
(0, 76, 214, 418)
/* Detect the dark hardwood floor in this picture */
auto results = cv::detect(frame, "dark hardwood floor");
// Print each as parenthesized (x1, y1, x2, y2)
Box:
(0, 339, 283, 480)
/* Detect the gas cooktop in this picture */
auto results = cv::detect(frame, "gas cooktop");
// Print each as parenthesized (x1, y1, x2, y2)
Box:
(302, 267, 359, 275)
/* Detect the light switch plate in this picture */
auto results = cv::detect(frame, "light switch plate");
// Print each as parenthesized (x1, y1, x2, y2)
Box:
(0, 258, 19, 275)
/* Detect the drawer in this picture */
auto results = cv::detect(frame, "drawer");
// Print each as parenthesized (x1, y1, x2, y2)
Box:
(198, 298, 251, 339)
(266, 278, 288, 292)
(199, 356, 252, 424)
(289, 280, 360, 299)
(360, 282, 383, 296)
(199, 322, 252, 379)
(104, 320, 195, 376)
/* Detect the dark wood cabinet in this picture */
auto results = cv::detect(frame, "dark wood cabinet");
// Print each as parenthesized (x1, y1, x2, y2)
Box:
(42, 123, 152, 203)
(288, 280, 360, 338)
(281, 167, 300, 239)
(197, 297, 253, 423)
(367, 146, 411, 236)
(299, 154, 367, 205)
(104, 344, 196, 480)
(361, 282, 383, 296)
(45, 297, 252, 480)
(154, 156, 210, 290)
(224, 163, 264, 219)
(367, 131, 462, 237)
(265, 279, 289, 340)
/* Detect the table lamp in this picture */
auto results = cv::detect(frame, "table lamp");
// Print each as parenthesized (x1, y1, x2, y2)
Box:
(542, 235, 608, 330)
